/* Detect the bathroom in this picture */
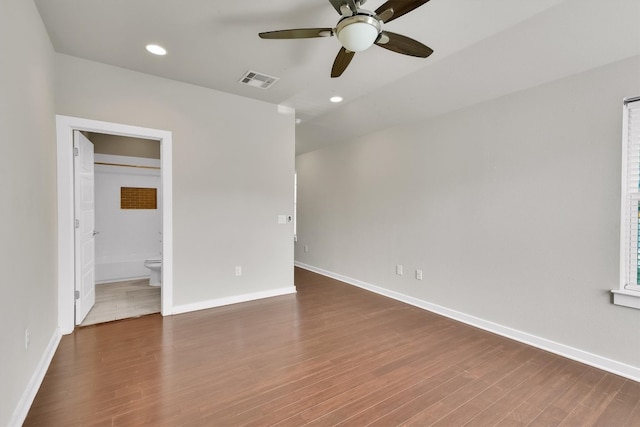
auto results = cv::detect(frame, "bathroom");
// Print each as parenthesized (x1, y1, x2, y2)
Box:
(81, 132, 162, 326)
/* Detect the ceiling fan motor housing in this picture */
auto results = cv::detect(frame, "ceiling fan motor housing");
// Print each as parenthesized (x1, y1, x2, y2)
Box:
(335, 12, 381, 52)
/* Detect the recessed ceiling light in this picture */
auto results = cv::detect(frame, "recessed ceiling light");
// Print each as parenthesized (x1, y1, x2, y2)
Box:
(330, 96, 343, 103)
(146, 44, 167, 56)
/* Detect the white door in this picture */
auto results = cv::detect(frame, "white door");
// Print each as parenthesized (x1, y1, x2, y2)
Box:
(74, 131, 96, 324)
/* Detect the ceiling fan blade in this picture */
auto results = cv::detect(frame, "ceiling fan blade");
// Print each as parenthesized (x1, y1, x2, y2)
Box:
(375, 0, 431, 23)
(259, 28, 334, 39)
(327, 0, 357, 16)
(331, 47, 355, 78)
(375, 31, 433, 58)
(327, 0, 344, 14)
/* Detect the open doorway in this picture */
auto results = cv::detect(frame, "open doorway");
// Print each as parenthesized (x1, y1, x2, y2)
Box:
(80, 132, 162, 326)
(56, 115, 173, 334)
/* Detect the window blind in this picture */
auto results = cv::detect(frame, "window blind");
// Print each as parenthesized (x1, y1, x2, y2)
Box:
(622, 99, 640, 289)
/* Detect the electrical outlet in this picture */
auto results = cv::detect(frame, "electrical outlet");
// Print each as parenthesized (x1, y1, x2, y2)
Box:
(304, 245, 309, 253)
(396, 264, 403, 275)
(235, 266, 242, 276)
(416, 269, 423, 280)
(24, 328, 30, 350)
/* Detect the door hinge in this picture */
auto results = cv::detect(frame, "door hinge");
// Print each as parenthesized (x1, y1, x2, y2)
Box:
(74, 147, 79, 156)
(75, 219, 80, 229)
(75, 290, 80, 300)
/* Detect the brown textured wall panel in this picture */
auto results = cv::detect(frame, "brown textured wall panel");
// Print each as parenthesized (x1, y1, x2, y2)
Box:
(121, 187, 157, 209)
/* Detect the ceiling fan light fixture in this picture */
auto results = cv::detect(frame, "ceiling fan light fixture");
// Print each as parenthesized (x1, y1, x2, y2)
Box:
(336, 14, 380, 52)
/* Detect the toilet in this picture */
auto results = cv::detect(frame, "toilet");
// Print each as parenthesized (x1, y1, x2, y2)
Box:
(144, 258, 162, 287)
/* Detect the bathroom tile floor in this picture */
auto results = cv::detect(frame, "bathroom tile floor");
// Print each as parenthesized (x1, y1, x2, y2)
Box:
(80, 279, 160, 327)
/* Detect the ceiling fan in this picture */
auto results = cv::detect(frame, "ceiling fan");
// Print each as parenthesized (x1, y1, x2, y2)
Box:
(259, 0, 434, 78)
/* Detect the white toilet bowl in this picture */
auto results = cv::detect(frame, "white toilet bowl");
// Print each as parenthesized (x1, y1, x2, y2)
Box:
(144, 258, 162, 287)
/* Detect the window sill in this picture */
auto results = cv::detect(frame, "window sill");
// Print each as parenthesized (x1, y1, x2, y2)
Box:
(612, 289, 640, 310)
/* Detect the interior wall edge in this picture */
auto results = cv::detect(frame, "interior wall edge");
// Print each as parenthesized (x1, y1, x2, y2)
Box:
(294, 262, 640, 383)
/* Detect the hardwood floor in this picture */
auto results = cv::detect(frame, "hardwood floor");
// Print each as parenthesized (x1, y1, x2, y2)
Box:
(25, 268, 639, 426)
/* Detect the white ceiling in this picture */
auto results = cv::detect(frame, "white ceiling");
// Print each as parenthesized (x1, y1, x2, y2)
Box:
(34, 0, 640, 154)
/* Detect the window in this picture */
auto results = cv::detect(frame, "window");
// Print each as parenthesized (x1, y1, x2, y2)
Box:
(615, 97, 640, 309)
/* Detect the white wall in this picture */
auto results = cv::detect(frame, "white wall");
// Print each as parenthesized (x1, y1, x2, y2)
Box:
(94, 155, 162, 283)
(0, 1, 58, 426)
(55, 54, 295, 308)
(296, 56, 640, 372)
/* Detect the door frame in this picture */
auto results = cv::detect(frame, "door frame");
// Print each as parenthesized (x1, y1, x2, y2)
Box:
(57, 115, 173, 334)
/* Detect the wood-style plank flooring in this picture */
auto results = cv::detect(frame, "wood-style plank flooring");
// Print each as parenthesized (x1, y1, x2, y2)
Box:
(25, 268, 640, 426)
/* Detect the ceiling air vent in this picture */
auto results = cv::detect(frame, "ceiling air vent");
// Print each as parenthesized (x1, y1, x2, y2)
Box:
(239, 70, 279, 90)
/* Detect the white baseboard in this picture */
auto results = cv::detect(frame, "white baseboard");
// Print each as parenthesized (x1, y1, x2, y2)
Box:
(172, 287, 297, 315)
(9, 327, 62, 427)
(96, 275, 148, 285)
(295, 262, 640, 382)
